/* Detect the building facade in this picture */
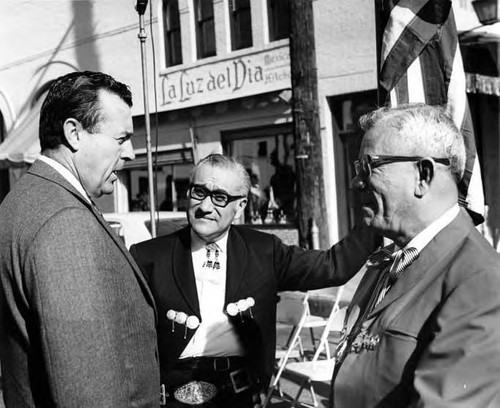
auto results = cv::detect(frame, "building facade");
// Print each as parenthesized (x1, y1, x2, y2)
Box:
(0, 0, 483, 247)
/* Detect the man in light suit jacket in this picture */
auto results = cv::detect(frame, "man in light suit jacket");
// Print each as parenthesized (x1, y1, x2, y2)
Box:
(130, 153, 379, 407)
(0, 71, 160, 407)
(331, 104, 500, 407)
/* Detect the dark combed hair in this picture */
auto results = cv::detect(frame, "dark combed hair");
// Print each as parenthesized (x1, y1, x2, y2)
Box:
(39, 71, 132, 150)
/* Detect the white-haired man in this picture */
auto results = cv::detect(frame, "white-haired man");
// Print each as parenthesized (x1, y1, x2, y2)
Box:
(331, 103, 500, 407)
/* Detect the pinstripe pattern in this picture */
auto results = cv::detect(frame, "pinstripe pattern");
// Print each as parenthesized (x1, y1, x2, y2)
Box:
(377, 0, 485, 223)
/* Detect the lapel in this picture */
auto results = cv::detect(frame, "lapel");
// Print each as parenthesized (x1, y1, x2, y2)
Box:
(225, 227, 249, 304)
(368, 209, 474, 318)
(29, 160, 159, 322)
(172, 228, 200, 316)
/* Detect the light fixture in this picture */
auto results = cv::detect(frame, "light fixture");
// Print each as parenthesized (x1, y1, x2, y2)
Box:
(472, 0, 500, 25)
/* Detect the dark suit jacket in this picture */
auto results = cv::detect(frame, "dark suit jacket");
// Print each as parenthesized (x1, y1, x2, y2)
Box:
(0, 160, 160, 407)
(130, 224, 377, 389)
(332, 210, 500, 408)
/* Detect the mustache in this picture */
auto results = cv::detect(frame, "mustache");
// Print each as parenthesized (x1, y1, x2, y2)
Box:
(194, 208, 212, 218)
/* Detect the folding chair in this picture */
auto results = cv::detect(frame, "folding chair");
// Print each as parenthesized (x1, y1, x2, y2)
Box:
(262, 294, 309, 407)
(281, 293, 347, 407)
(280, 291, 334, 356)
(263, 287, 345, 408)
(275, 294, 308, 363)
(301, 292, 331, 353)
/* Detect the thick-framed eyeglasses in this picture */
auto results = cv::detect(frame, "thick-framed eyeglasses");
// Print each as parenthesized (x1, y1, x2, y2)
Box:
(189, 184, 246, 208)
(354, 155, 451, 179)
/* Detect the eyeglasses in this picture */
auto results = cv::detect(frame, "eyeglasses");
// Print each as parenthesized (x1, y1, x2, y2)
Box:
(189, 184, 246, 208)
(354, 155, 451, 179)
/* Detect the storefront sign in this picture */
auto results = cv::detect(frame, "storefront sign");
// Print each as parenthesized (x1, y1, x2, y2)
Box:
(160, 44, 291, 111)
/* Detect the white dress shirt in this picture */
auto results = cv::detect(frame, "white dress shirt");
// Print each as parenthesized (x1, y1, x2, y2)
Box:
(404, 204, 460, 253)
(38, 155, 91, 204)
(180, 229, 245, 358)
(376, 205, 460, 306)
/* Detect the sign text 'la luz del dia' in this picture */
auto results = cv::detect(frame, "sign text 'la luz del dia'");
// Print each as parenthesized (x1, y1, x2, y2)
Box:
(160, 45, 291, 111)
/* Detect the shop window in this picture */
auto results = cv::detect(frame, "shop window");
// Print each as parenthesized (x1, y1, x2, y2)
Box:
(268, 0, 290, 41)
(122, 148, 194, 212)
(229, 0, 253, 51)
(127, 167, 192, 212)
(163, 0, 183, 67)
(194, 0, 216, 59)
(222, 124, 296, 225)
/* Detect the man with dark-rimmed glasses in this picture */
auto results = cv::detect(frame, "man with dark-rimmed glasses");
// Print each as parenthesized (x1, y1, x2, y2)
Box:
(332, 103, 500, 408)
(130, 153, 379, 407)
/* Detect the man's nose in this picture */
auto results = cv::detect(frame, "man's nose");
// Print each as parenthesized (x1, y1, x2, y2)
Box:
(351, 175, 366, 191)
(199, 195, 215, 211)
(121, 139, 135, 161)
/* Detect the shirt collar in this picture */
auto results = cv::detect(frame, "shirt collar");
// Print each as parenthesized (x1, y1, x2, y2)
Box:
(404, 204, 460, 253)
(39, 155, 91, 204)
(190, 228, 229, 253)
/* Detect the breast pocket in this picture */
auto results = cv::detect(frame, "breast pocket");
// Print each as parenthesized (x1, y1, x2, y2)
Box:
(376, 328, 419, 387)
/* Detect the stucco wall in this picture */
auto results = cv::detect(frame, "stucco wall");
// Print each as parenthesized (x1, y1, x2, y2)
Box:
(1, 0, 377, 242)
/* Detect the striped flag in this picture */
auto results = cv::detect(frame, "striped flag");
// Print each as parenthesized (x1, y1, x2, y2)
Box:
(377, 0, 485, 224)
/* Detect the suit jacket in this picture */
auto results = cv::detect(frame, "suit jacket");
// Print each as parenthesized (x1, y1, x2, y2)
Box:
(332, 210, 500, 408)
(129, 223, 378, 389)
(0, 160, 160, 407)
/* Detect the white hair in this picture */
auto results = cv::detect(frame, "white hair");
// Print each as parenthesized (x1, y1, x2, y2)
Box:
(359, 103, 466, 182)
(190, 153, 251, 196)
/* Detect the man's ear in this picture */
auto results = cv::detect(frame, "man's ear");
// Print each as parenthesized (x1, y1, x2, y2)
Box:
(415, 158, 434, 198)
(63, 118, 81, 151)
(235, 197, 248, 219)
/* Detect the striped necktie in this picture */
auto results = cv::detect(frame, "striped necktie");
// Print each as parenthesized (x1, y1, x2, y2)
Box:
(374, 247, 419, 308)
(388, 247, 420, 283)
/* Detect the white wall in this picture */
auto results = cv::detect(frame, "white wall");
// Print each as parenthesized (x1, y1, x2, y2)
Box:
(314, 0, 377, 244)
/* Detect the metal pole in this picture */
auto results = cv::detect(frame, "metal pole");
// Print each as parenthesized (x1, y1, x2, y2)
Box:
(137, 11, 157, 238)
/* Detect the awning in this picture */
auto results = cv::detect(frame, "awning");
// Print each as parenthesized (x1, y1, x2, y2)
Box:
(0, 99, 42, 167)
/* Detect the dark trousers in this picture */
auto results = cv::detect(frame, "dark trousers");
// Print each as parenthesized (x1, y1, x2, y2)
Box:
(163, 357, 259, 408)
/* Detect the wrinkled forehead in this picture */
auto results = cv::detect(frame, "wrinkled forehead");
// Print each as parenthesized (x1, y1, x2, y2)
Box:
(192, 163, 241, 193)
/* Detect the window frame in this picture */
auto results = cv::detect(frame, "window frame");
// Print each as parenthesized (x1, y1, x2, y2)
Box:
(267, 0, 290, 42)
(194, 0, 216, 59)
(163, 0, 183, 67)
(228, 0, 253, 51)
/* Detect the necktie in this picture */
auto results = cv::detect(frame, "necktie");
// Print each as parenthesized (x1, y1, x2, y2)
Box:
(388, 247, 419, 283)
(202, 243, 220, 269)
(335, 246, 420, 369)
(374, 247, 419, 308)
(366, 246, 396, 269)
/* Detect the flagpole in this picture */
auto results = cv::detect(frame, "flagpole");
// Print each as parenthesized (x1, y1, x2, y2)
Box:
(136, 0, 157, 238)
